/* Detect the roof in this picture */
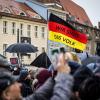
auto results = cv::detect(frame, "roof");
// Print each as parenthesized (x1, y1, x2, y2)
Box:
(34, 0, 57, 3)
(0, 12, 46, 24)
(59, 0, 92, 26)
(0, 0, 43, 20)
(35, 0, 92, 26)
(0, 0, 92, 26)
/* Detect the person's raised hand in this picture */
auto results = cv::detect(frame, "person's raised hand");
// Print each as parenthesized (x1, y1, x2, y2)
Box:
(56, 53, 71, 74)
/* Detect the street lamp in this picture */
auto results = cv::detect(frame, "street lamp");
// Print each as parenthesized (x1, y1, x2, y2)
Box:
(17, 29, 20, 58)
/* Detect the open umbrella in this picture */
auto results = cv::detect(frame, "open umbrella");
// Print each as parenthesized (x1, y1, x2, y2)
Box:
(30, 52, 51, 68)
(5, 43, 38, 53)
(82, 56, 100, 66)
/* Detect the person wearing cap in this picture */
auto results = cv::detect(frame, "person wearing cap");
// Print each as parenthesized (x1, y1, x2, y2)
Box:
(0, 53, 73, 100)
(18, 69, 33, 97)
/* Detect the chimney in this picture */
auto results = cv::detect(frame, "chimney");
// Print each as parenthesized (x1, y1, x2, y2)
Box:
(98, 22, 100, 29)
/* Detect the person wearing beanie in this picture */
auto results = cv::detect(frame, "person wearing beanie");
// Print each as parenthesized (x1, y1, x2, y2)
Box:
(35, 69, 52, 89)
(19, 69, 29, 81)
(18, 69, 33, 97)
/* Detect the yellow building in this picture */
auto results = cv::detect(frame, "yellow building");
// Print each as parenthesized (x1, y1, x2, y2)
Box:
(0, 0, 47, 64)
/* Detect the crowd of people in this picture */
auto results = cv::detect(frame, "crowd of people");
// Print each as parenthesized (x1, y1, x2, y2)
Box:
(0, 51, 100, 100)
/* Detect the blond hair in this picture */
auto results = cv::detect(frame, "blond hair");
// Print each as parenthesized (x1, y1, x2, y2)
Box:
(65, 52, 81, 64)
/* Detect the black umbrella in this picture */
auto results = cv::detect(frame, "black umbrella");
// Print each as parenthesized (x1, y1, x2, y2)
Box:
(30, 52, 51, 68)
(82, 56, 100, 65)
(5, 43, 38, 53)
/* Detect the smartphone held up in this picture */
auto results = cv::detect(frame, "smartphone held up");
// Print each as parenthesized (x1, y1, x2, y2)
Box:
(50, 47, 66, 70)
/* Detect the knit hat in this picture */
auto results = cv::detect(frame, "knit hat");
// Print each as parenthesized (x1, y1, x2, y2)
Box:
(37, 69, 52, 83)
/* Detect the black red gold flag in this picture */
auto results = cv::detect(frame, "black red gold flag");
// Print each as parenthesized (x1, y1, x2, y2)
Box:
(48, 13, 87, 51)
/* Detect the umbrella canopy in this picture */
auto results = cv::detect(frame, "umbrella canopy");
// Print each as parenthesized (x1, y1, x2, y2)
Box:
(5, 43, 38, 53)
(82, 56, 100, 65)
(30, 52, 51, 68)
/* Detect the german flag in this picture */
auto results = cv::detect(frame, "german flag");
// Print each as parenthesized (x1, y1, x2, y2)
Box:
(48, 14, 87, 51)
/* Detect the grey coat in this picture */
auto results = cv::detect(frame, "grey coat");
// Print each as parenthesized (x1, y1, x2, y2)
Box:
(23, 73, 73, 100)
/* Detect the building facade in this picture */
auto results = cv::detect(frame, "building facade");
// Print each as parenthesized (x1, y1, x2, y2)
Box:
(0, 0, 100, 65)
(0, 0, 47, 64)
(37, 0, 100, 55)
(0, 12, 47, 64)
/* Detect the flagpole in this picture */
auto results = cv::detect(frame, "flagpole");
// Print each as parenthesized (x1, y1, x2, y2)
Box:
(46, 9, 49, 67)
(46, 9, 52, 67)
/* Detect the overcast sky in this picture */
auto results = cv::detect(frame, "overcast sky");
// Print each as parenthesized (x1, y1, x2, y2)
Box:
(72, 0, 100, 27)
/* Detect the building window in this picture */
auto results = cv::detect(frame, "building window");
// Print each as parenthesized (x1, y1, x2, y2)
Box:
(12, 22, 16, 35)
(3, 44, 7, 56)
(2, 8, 11, 13)
(33, 14, 41, 19)
(41, 27, 45, 38)
(27, 25, 31, 37)
(42, 47, 45, 52)
(3, 21, 7, 34)
(20, 12, 26, 16)
(20, 24, 23, 36)
(34, 26, 38, 38)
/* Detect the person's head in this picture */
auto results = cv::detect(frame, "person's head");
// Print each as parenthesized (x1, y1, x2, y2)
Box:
(65, 52, 81, 64)
(19, 69, 29, 81)
(0, 56, 11, 71)
(37, 69, 52, 84)
(73, 66, 94, 92)
(0, 72, 22, 100)
(79, 75, 100, 100)
(68, 61, 81, 75)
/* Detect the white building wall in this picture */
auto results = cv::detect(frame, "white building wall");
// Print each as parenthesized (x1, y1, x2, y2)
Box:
(0, 16, 47, 64)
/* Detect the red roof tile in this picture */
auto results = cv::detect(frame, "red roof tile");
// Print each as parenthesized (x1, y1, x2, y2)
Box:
(0, 0, 38, 18)
(59, 0, 92, 26)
